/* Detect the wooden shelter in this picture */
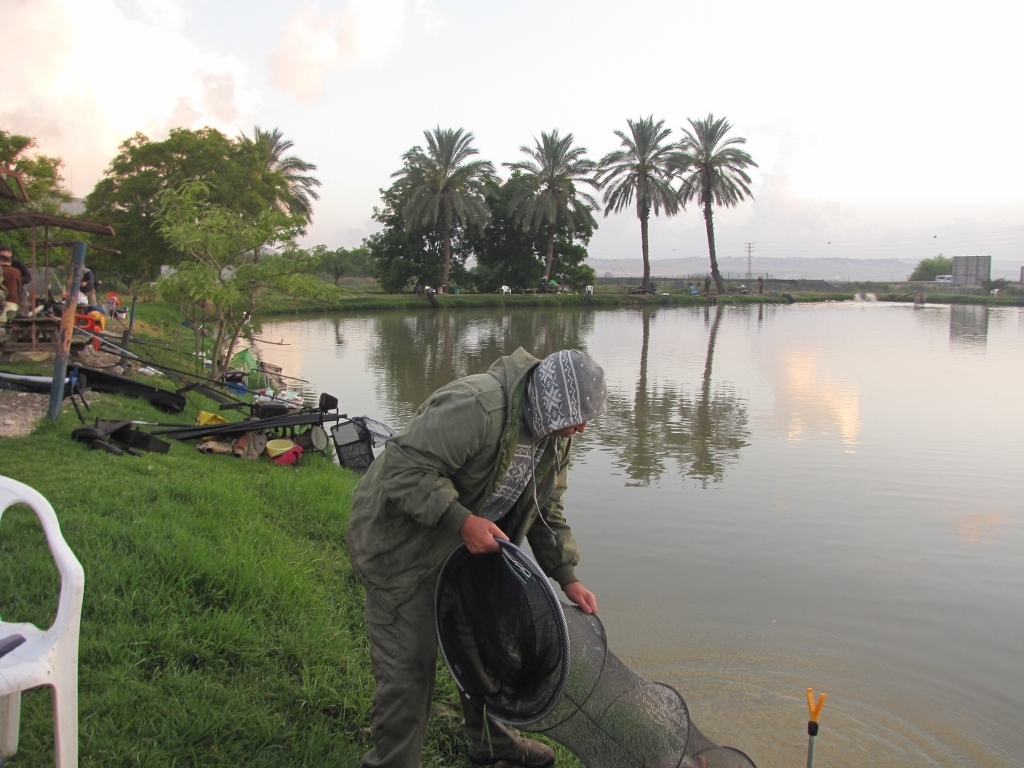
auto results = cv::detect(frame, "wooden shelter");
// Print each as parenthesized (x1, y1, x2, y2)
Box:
(0, 166, 30, 203)
(0, 212, 115, 351)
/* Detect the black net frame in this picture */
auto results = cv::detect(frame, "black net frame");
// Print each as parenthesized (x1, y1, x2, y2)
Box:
(435, 541, 569, 725)
(331, 418, 374, 473)
(435, 541, 757, 768)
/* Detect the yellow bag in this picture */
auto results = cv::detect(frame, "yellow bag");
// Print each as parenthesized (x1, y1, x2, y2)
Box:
(196, 410, 228, 426)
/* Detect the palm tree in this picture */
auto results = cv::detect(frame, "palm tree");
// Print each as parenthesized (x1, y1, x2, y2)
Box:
(393, 127, 496, 289)
(670, 114, 757, 296)
(504, 130, 599, 284)
(597, 117, 681, 291)
(241, 126, 321, 219)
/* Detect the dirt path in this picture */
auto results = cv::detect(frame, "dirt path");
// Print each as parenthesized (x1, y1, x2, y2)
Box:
(0, 390, 53, 438)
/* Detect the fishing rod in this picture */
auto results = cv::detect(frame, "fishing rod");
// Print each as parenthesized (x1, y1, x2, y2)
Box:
(74, 327, 310, 408)
(249, 336, 290, 345)
(258, 369, 309, 384)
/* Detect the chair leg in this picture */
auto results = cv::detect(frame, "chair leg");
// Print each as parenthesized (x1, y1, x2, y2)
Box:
(52, 669, 78, 768)
(0, 691, 20, 759)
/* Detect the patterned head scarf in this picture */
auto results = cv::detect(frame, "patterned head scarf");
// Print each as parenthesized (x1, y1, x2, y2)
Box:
(525, 349, 607, 439)
(477, 349, 606, 522)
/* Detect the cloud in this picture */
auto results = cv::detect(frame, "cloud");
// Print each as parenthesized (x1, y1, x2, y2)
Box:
(0, 0, 257, 196)
(270, 0, 441, 103)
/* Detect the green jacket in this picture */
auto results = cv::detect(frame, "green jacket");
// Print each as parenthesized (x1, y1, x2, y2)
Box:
(347, 348, 580, 612)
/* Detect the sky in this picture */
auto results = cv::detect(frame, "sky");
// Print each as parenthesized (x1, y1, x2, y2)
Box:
(2, 0, 1023, 266)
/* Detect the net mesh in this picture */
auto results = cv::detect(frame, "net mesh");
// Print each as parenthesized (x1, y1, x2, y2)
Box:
(436, 542, 757, 768)
(331, 419, 374, 473)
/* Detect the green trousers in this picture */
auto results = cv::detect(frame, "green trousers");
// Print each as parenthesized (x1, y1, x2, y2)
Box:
(360, 571, 517, 768)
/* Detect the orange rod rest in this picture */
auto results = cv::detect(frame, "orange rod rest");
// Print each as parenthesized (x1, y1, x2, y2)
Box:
(806, 688, 826, 723)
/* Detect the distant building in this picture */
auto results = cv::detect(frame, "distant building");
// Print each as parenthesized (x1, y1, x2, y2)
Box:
(952, 255, 991, 286)
(59, 198, 86, 216)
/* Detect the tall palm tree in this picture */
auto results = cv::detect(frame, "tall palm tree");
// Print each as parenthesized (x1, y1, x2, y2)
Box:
(670, 114, 757, 296)
(597, 116, 681, 291)
(393, 127, 496, 289)
(241, 126, 321, 219)
(504, 130, 599, 283)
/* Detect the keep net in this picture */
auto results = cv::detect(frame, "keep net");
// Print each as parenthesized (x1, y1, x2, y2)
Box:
(435, 541, 757, 768)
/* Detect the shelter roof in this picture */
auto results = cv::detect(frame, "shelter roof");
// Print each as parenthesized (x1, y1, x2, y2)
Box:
(0, 212, 114, 236)
(44, 240, 122, 255)
(0, 166, 30, 203)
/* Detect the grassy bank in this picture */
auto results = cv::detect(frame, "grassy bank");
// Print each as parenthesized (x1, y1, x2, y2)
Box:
(0, 382, 580, 766)
(260, 290, 844, 316)
(0, 388, 502, 767)
(877, 292, 1024, 306)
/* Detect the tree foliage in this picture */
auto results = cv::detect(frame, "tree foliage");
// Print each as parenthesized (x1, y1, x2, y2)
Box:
(85, 127, 314, 288)
(469, 174, 595, 292)
(598, 117, 681, 290)
(239, 126, 321, 218)
(504, 130, 599, 282)
(0, 129, 73, 255)
(156, 182, 335, 378)
(318, 245, 372, 284)
(909, 254, 953, 281)
(670, 114, 757, 295)
(392, 127, 497, 287)
(366, 183, 473, 293)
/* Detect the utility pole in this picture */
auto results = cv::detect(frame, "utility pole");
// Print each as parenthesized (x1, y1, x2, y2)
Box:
(745, 242, 755, 279)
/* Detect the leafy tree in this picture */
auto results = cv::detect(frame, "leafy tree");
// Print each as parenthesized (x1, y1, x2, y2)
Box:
(469, 174, 595, 292)
(670, 114, 757, 295)
(909, 254, 953, 281)
(392, 127, 497, 288)
(0, 129, 73, 254)
(366, 184, 472, 293)
(504, 130, 599, 282)
(156, 182, 335, 378)
(239, 126, 321, 218)
(597, 116, 681, 291)
(85, 128, 304, 287)
(319, 245, 372, 284)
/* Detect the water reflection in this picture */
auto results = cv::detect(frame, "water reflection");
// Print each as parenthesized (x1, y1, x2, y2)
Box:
(775, 351, 861, 450)
(952, 510, 1006, 543)
(949, 305, 988, 346)
(594, 306, 749, 487)
(366, 310, 594, 424)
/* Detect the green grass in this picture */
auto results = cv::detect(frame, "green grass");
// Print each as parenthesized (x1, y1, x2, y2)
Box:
(0, 392, 580, 767)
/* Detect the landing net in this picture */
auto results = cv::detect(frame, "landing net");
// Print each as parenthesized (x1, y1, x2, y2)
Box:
(435, 541, 757, 768)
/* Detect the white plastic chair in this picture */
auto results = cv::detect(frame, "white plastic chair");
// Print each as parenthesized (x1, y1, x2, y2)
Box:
(0, 477, 85, 768)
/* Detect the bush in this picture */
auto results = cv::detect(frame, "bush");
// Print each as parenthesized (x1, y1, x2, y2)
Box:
(909, 254, 952, 281)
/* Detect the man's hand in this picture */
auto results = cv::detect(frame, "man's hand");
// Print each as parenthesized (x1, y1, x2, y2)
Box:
(564, 581, 598, 614)
(460, 514, 509, 554)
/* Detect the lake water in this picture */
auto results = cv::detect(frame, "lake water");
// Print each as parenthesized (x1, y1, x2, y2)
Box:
(259, 303, 1024, 768)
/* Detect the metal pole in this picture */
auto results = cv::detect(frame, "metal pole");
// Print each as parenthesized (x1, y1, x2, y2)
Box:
(43, 223, 50, 307)
(30, 223, 37, 350)
(47, 241, 86, 421)
(118, 295, 138, 367)
(805, 688, 826, 768)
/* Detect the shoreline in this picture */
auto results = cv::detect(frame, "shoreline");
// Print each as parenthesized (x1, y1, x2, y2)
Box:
(256, 290, 1023, 318)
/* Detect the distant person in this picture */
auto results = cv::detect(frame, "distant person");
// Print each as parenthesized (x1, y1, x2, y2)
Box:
(4, 248, 32, 312)
(0, 249, 22, 320)
(704, 276, 711, 295)
(80, 265, 99, 307)
(757, 275, 764, 295)
(689, 282, 698, 295)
